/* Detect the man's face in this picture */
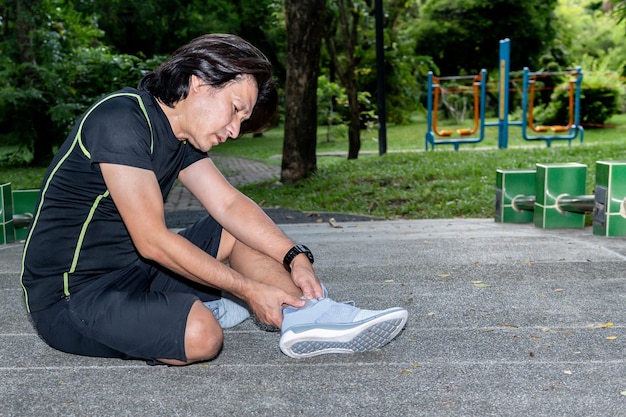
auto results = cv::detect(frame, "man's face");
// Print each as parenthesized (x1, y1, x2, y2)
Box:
(177, 74, 258, 152)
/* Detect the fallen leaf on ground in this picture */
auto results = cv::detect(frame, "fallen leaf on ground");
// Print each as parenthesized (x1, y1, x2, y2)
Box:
(540, 327, 575, 334)
(606, 336, 618, 340)
(328, 218, 342, 228)
(588, 322, 614, 329)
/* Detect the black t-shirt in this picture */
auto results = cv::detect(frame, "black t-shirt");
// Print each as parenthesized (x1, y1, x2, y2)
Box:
(21, 88, 208, 312)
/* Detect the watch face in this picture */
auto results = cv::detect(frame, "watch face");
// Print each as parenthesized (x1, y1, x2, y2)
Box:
(298, 245, 314, 263)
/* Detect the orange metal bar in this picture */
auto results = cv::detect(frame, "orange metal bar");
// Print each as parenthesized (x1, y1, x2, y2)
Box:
(457, 73, 482, 136)
(528, 76, 576, 133)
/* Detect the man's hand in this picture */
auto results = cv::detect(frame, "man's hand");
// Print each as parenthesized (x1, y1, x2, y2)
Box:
(289, 256, 324, 300)
(245, 281, 306, 328)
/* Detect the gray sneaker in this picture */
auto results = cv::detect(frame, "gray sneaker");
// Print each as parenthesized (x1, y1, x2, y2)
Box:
(204, 295, 251, 328)
(253, 282, 329, 332)
(279, 297, 408, 359)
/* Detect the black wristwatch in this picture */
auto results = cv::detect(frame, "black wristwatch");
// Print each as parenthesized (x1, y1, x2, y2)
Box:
(283, 244, 314, 272)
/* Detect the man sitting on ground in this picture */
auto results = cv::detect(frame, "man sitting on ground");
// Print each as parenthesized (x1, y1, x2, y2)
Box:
(20, 33, 407, 364)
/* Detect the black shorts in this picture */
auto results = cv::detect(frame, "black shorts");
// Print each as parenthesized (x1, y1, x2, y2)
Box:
(30, 216, 223, 364)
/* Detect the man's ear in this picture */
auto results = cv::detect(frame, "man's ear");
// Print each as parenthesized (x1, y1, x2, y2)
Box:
(189, 75, 203, 93)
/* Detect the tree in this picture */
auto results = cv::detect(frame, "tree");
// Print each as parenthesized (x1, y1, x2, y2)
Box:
(0, 0, 155, 166)
(281, 0, 326, 183)
(371, 0, 429, 125)
(556, 0, 626, 75)
(414, 0, 558, 76)
(78, 0, 285, 80)
(1, 0, 55, 165)
(76, 0, 238, 56)
(607, 0, 626, 23)
(320, 0, 424, 159)
(323, 0, 366, 159)
(322, 0, 422, 159)
(1, 0, 96, 165)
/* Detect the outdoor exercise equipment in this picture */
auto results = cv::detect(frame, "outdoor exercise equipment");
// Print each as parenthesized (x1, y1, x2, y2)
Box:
(519, 67, 584, 146)
(492, 39, 584, 149)
(494, 161, 626, 236)
(425, 69, 488, 150)
(0, 183, 38, 244)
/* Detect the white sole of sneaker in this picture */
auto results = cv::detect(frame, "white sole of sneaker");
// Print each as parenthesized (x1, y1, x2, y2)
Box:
(279, 308, 408, 359)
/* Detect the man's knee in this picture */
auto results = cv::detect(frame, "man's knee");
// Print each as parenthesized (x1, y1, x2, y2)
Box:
(184, 301, 224, 362)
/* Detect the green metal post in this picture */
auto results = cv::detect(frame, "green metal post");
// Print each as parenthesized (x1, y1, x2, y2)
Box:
(593, 161, 626, 236)
(0, 183, 15, 244)
(495, 169, 535, 223)
(535, 163, 587, 228)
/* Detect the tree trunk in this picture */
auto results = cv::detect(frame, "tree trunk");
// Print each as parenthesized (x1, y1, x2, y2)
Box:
(15, 1, 37, 65)
(15, 0, 54, 166)
(30, 107, 56, 166)
(323, 0, 361, 159)
(281, 0, 326, 183)
(346, 75, 361, 159)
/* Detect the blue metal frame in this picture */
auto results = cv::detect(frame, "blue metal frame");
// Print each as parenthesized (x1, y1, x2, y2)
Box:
(520, 66, 584, 147)
(425, 69, 488, 151)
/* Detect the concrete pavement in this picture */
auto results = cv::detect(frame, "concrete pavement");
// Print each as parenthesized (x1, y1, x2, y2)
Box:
(1, 155, 625, 416)
(2, 218, 625, 416)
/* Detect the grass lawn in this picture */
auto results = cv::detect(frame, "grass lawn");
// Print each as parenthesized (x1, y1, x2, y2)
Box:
(210, 113, 626, 164)
(213, 113, 626, 219)
(2, 113, 626, 219)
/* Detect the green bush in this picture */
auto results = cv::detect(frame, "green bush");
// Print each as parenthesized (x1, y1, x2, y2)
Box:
(534, 69, 623, 128)
(0, 3, 162, 166)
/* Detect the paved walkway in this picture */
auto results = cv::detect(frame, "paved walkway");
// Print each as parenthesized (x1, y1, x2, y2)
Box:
(163, 154, 280, 212)
(2, 156, 625, 416)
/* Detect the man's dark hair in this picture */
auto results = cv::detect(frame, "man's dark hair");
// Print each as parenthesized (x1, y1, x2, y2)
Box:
(138, 33, 278, 135)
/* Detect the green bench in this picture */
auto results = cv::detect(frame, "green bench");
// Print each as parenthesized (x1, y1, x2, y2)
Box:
(1, 183, 38, 244)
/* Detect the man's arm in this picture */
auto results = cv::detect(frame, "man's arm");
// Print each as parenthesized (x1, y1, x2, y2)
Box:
(178, 158, 323, 299)
(99, 162, 306, 326)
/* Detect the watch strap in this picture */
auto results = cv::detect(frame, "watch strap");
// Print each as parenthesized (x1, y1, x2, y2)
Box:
(283, 244, 314, 272)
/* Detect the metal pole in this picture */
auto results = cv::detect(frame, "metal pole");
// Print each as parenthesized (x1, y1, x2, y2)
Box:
(13, 213, 33, 229)
(557, 195, 595, 214)
(498, 39, 510, 149)
(512, 196, 535, 212)
(375, 0, 387, 155)
(512, 195, 595, 214)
